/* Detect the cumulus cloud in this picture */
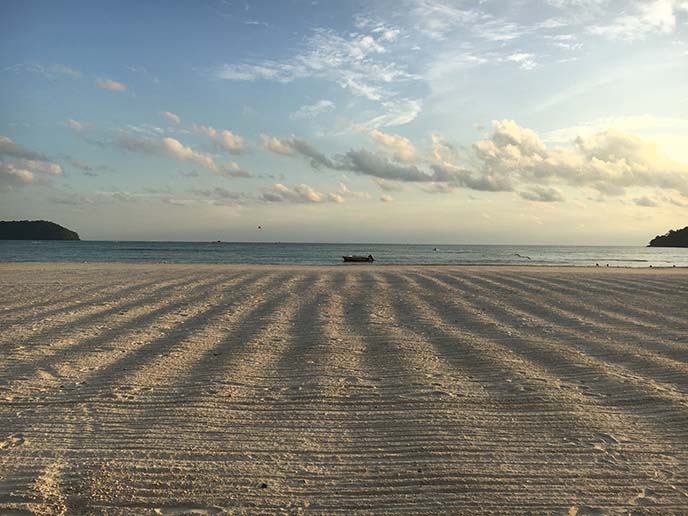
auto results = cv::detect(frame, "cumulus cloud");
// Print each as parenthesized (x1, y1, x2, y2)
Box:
(368, 129, 417, 163)
(261, 120, 688, 204)
(161, 111, 181, 124)
(291, 100, 335, 119)
(193, 125, 246, 153)
(260, 182, 365, 204)
(261, 134, 334, 168)
(0, 136, 63, 189)
(116, 134, 250, 178)
(96, 77, 127, 92)
(380, 194, 394, 202)
(261, 183, 329, 203)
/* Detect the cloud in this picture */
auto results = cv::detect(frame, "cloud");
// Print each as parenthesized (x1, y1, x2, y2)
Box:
(67, 119, 83, 131)
(261, 134, 295, 156)
(261, 183, 329, 203)
(374, 178, 403, 191)
(214, 25, 420, 128)
(336, 149, 434, 181)
(380, 194, 394, 202)
(52, 64, 82, 78)
(633, 195, 659, 207)
(0, 136, 63, 189)
(4, 63, 82, 79)
(361, 99, 423, 128)
(335, 182, 371, 200)
(589, 0, 683, 40)
(291, 100, 335, 120)
(464, 119, 688, 196)
(261, 134, 335, 167)
(96, 77, 127, 92)
(506, 52, 537, 70)
(161, 111, 181, 124)
(519, 186, 565, 202)
(193, 186, 246, 201)
(116, 134, 250, 178)
(368, 129, 418, 163)
(193, 125, 246, 153)
(262, 120, 688, 202)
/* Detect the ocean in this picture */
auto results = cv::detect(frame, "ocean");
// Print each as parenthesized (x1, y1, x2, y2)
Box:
(0, 240, 686, 267)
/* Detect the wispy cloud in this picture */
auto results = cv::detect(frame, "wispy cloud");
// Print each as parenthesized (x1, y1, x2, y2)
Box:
(291, 100, 335, 120)
(96, 77, 127, 92)
(160, 111, 181, 124)
(214, 26, 421, 128)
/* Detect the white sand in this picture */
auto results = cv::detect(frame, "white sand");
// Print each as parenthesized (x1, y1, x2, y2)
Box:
(0, 263, 687, 515)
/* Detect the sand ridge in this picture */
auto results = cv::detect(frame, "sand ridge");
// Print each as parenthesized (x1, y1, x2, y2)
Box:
(0, 263, 687, 515)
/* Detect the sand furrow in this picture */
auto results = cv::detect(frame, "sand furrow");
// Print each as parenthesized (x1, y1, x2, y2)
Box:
(1, 264, 687, 515)
(508, 271, 688, 331)
(436, 271, 688, 395)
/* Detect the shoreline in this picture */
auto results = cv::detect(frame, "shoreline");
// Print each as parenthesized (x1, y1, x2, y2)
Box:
(2, 261, 687, 270)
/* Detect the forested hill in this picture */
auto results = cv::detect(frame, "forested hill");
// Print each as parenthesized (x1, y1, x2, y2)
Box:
(648, 226, 688, 247)
(0, 220, 80, 240)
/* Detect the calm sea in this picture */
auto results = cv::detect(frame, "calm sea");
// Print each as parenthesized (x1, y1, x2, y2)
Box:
(0, 240, 686, 267)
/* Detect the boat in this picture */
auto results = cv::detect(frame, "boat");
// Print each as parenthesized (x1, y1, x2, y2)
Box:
(343, 254, 375, 262)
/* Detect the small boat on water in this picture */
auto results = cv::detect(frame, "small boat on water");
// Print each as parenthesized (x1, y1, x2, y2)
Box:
(343, 254, 375, 263)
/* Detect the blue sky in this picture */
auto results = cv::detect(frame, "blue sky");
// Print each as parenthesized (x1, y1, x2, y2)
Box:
(1, 0, 687, 243)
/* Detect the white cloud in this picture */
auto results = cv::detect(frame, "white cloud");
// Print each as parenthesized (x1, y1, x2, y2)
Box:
(161, 111, 181, 124)
(368, 129, 418, 163)
(192, 124, 246, 153)
(291, 100, 336, 120)
(589, 0, 682, 40)
(0, 136, 63, 189)
(380, 194, 394, 202)
(262, 183, 327, 203)
(116, 134, 249, 178)
(362, 99, 423, 129)
(214, 25, 420, 127)
(96, 77, 127, 92)
(506, 52, 537, 70)
(67, 119, 82, 131)
(261, 134, 295, 156)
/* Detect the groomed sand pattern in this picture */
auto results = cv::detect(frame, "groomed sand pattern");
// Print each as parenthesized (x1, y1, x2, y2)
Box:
(1, 263, 687, 515)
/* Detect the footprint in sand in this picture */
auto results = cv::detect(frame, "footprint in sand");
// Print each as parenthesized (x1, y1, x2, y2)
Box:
(630, 487, 659, 506)
(0, 434, 26, 450)
(154, 505, 225, 515)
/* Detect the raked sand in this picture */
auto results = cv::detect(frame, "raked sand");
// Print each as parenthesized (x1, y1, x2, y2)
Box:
(1, 263, 687, 515)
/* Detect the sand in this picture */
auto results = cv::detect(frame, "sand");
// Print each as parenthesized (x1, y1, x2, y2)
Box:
(0, 263, 687, 515)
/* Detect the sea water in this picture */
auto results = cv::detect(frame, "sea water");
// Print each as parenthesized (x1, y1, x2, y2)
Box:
(0, 240, 686, 267)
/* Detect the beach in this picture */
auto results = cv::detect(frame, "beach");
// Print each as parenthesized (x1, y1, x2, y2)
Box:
(1, 263, 687, 515)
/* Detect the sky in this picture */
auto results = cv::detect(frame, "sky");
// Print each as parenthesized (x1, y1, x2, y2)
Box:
(1, 0, 688, 244)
